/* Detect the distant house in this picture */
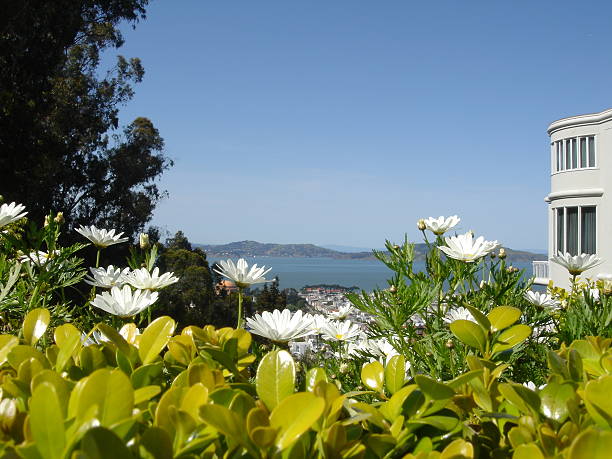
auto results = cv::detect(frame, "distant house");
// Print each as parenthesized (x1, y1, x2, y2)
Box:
(534, 108, 612, 288)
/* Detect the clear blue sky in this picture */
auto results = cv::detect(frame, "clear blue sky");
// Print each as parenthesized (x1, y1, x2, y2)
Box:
(104, 0, 612, 250)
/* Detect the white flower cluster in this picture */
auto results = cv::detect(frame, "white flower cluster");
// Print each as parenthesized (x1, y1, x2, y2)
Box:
(75, 225, 179, 317)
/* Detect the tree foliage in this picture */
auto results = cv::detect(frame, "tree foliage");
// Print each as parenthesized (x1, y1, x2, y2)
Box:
(0, 0, 171, 240)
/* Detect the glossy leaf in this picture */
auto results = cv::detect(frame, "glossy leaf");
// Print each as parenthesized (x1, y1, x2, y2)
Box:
(361, 360, 384, 392)
(568, 428, 612, 459)
(415, 375, 455, 400)
(140, 427, 174, 459)
(465, 305, 491, 331)
(491, 325, 531, 354)
(256, 350, 295, 411)
(450, 320, 486, 352)
(139, 316, 176, 365)
(540, 382, 574, 422)
(80, 427, 133, 459)
(440, 438, 473, 458)
(487, 306, 521, 332)
(499, 383, 540, 414)
(513, 443, 544, 459)
(0, 334, 19, 365)
(22, 308, 50, 346)
(583, 375, 612, 428)
(270, 392, 325, 449)
(30, 382, 65, 459)
(305, 367, 327, 392)
(54, 323, 82, 371)
(384, 355, 406, 395)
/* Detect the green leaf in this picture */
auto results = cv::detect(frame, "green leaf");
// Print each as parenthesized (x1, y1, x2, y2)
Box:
(7, 345, 49, 370)
(0, 334, 19, 365)
(256, 350, 295, 411)
(415, 375, 455, 400)
(491, 324, 531, 354)
(379, 385, 417, 422)
(407, 415, 459, 431)
(487, 306, 521, 331)
(540, 382, 574, 422)
(568, 349, 583, 381)
(30, 382, 65, 459)
(498, 383, 540, 415)
(80, 427, 133, 459)
(568, 428, 612, 459)
(140, 427, 174, 459)
(464, 305, 491, 331)
(440, 438, 473, 459)
(305, 367, 327, 392)
(138, 316, 176, 365)
(199, 404, 251, 450)
(450, 320, 486, 352)
(54, 323, 82, 371)
(384, 355, 406, 395)
(583, 375, 612, 429)
(361, 360, 384, 392)
(270, 392, 325, 450)
(513, 443, 544, 459)
(68, 368, 134, 427)
(134, 385, 162, 405)
(95, 323, 130, 355)
(448, 370, 483, 389)
(22, 308, 50, 346)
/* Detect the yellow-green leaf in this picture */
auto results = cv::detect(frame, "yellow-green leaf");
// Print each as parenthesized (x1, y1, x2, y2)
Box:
(415, 375, 455, 400)
(568, 428, 612, 459)
(450, 320, 486, 352)
(361, 360, 384, 392)
(440, 438, 473, 458)
(256, 350, 295, 411)
(0, 335, 19, 365)
(81, 426, 133, 459)
(305, 367, 327, 392)
(583, 375, 612, 429)
(487, 306, 521, 332)
(492, 325, 531, 354)
(30, 382, 65, 459)
(269, 392, 325, 450)
(139, 316, 176, 365)
(54, 323, 82, 371)
(513, 443, 544, 459)
(384, 355, 406, 395)
(23, 308, 50, 346)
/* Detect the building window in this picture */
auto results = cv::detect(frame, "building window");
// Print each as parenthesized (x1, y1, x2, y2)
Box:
(555, 206, 596, 255)
(553, 136, 595, 172)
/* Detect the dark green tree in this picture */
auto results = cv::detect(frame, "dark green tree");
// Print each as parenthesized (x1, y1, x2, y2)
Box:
(154, 232, 215, 329)
(0, 0, 171, 240)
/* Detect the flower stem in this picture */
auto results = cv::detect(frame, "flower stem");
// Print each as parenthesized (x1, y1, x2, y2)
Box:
(95, 249, 101, 268)
(237, 287, 244, 329)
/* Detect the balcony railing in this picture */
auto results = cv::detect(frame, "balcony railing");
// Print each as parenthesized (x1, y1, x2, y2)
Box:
(532, 260, 549, 285)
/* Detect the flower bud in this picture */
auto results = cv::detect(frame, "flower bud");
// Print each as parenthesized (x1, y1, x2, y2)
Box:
(393, 244, 400, 251)
(490, 251, 496, 259)
(479, 280, 486, 289)
(339, 363, 349, 374)
(417, 219, 426, 231)
(445, 339, 454, 349)
(139, 233, 150, 249)
(43, 215, 51, 227)
(389, 285, 397, 294)
(54, 212, 64, 224)
(498, 248, 506, 259)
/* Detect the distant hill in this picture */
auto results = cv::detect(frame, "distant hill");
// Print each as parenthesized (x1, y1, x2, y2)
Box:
(196, 240, 546, 262)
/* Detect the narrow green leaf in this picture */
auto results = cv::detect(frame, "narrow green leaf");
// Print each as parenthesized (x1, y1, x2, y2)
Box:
(487, 306, 521, 331)
(23, 308, 50, 346)
(255, 350, 295, 411)
(138, 316, 176, 365)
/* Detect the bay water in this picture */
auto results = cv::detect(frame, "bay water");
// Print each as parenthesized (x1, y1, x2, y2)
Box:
(210, 256, 535, 291)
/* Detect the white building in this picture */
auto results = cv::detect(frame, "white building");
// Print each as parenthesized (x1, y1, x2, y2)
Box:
(535, 108, 612, 288)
